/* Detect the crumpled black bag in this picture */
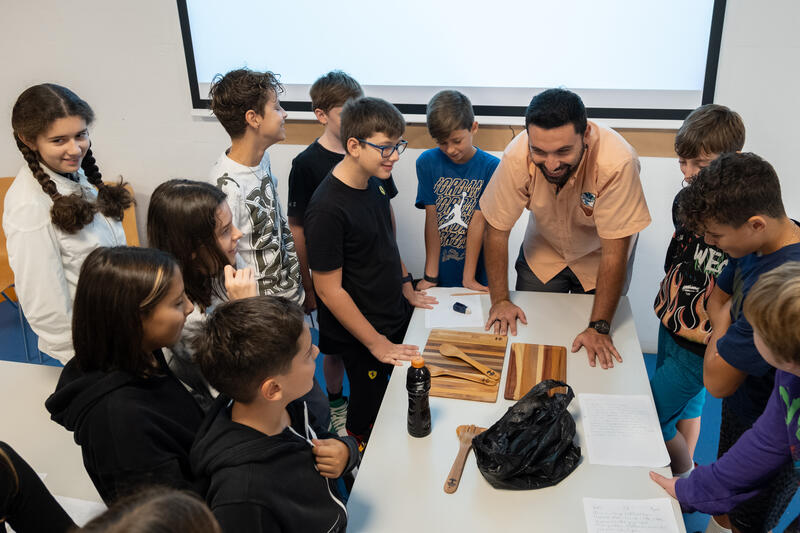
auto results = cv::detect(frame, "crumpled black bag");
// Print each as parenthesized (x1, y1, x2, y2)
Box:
(472, 379, 581, 490)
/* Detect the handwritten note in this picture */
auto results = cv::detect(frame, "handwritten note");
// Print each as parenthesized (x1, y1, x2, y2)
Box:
(424, 289, 484, 328)
(578, 393, 670, 467)
(583, 498, 680, 533)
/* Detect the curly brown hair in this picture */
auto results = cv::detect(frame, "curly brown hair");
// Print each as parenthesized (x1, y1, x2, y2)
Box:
(209, 68, 283, 139)
(676, 152, 786, 232)
(11, 84, 133, 234)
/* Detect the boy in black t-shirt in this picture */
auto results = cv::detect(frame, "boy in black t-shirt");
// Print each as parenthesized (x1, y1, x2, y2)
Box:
(287, 71, 364, 436)
(304, 97, 437, 447)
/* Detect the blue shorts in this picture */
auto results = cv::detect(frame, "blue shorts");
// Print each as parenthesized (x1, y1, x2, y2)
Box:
(649, 325, 707, 441)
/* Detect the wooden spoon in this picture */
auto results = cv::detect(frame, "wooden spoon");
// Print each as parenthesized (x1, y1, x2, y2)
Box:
(438, 343, 500, 382)
(444, 424, 487, 494)
(428, 364, 495, 385)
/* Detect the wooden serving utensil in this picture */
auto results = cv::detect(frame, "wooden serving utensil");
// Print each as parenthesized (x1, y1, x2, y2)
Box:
(428, 364, 495, 385)
(438, 343, 500, 382)
(444, 424, 487, 494)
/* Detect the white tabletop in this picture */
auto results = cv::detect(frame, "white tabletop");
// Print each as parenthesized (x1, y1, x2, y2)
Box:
(347, 291, 685, 532)
(1, 359, 102, 502)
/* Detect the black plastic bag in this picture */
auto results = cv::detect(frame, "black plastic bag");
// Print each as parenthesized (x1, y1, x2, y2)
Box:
(472, 379, 581, 490)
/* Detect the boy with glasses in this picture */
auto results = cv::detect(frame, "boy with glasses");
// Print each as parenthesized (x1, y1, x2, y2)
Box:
(304, 97, 436, 448)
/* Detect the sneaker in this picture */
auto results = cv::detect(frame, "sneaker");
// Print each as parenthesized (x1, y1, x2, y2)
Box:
(329, 397, 348, 436)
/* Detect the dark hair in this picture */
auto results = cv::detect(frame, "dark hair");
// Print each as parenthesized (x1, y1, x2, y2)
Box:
(675, 104, 745, 159)
(677, 152, 786, 232)
(310, 70, 363, 113)
(193, 296, 305, 402)
(11, 84, 133, 234)
(524, 88, 587, 135)
(209, 68, 283, 139)
(72, 247, 179, 376)
(340, 97, 405, 156)
(426, 90, 475, 143)
(147, 179, 229, 310)
(0, 445, 19, 509)
(79, 487, 220, 533)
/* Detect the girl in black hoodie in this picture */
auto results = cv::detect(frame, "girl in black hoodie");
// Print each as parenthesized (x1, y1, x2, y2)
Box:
(45, 246, 203, 504)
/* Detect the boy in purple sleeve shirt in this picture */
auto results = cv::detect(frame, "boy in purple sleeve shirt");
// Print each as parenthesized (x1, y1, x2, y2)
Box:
(651, 262, 800, 532)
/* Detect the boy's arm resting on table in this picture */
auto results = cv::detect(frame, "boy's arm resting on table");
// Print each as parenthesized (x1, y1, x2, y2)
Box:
(416, 205, 441, 290)
(571, 235, 630, 370)
(312, 269, 419, 365)
(702, 288, 747, 398)
(399, 259, 438, 309)
(462, 210, 489, 292)
(288, 216, 316, 313)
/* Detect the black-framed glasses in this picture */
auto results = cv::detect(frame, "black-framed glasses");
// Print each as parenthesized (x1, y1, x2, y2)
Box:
(357, 138, 408, 158)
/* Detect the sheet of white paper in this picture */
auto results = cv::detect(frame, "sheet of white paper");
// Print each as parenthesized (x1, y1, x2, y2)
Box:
(583, 498, 680, 533)
(54, 495, 107, 527)
(424, 290, 484, 328)
(578, 393, 670, 467)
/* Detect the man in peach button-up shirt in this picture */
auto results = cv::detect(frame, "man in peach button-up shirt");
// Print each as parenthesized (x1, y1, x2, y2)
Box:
(480, 89, 651, 369)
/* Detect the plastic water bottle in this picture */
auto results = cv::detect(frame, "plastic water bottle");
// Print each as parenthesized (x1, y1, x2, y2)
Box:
(407, 356, 431, 437)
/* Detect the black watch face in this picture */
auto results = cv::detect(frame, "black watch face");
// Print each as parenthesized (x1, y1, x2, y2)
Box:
(591, 321, 610, 334)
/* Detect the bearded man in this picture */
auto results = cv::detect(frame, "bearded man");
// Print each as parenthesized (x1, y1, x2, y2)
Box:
(479, 88, 651, 369)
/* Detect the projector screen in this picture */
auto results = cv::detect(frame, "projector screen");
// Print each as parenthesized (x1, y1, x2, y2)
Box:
(177, 0, 726, 122)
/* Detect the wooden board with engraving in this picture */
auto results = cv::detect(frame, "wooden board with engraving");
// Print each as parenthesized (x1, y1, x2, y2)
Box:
(504, 343, 567, 400)
(421, 329, 508, 403)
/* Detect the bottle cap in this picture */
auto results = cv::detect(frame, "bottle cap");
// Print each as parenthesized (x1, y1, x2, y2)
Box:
(411, 356, 425, 368)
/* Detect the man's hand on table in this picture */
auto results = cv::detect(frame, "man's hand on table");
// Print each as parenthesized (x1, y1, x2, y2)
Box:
(572, 328, 622, 369)
(485, 299, 527, 336)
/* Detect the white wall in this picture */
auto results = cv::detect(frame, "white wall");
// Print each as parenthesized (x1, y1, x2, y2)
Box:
(1, 0, 797, 353)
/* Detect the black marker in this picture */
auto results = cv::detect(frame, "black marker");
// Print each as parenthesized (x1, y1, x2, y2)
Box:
(452, 302, 471, 314)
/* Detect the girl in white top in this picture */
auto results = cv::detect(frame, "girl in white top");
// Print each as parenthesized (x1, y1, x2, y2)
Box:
(5, 84, 131, 363)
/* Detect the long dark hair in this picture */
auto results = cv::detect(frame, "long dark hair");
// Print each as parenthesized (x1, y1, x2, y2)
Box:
(72, 246, 178, 376)
(11, 84, 133, 234)
(146, 179, 230, 310)
(79, 487, 220, 533)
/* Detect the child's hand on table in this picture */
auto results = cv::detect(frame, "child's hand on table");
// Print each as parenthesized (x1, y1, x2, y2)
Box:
(402, 284, 438, 309)
(312, 438, 350, 478)
(368, 335, 419, 366)
(462, 277, 489, 292)
(649, 471, 678, 499)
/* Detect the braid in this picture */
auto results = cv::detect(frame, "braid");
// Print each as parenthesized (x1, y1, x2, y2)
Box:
(83, 148, 134, 221)
(14, 135, 95, 234)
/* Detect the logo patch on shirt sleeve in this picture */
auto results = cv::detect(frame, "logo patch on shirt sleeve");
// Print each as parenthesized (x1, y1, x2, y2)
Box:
(580, 192, 596, 216)
(368, 370, 378, 380)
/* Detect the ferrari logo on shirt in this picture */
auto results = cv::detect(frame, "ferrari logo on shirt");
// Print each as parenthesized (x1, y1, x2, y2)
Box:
(368, 370, 378, 380)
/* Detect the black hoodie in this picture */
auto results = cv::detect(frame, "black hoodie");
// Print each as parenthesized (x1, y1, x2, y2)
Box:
(191, 396, 359, 533)
(45, 351, 204, 503)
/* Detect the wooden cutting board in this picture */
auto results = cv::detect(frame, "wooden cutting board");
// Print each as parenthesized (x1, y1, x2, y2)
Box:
(421, 329, 508, 403)
(504, 343, 567, 400)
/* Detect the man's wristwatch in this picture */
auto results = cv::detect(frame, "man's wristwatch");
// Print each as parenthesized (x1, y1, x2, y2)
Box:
(588, 320, 611, 335)
(401, 273, 414, 285)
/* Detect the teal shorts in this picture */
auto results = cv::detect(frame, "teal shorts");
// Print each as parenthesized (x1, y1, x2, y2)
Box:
(649, 325, 707, 442)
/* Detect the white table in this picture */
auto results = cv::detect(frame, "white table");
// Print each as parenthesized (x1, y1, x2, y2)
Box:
(1, 360, 102, 503)
(347, 292, 685, 532)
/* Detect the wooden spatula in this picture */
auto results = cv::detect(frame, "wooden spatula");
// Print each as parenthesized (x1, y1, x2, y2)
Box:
(444, 424, 487, 494)
(438, 343, 499, 382)
(428, 364, 495, 385)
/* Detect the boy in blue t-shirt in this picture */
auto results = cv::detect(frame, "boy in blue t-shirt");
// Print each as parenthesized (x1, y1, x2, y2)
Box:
(415, 90, 500, 291)
(675, 152, 800, 532)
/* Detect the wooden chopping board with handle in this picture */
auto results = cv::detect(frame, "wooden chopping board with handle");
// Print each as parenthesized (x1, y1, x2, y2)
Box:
(504, 343, 567, 400)
(421, 329, 508, 403)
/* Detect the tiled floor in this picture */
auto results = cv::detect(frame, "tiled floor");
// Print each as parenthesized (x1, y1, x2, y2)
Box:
(2, 300, 796, 532)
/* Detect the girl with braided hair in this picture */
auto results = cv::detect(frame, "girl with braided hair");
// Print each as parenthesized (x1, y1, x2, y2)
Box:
(4, 84, 132, 363)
